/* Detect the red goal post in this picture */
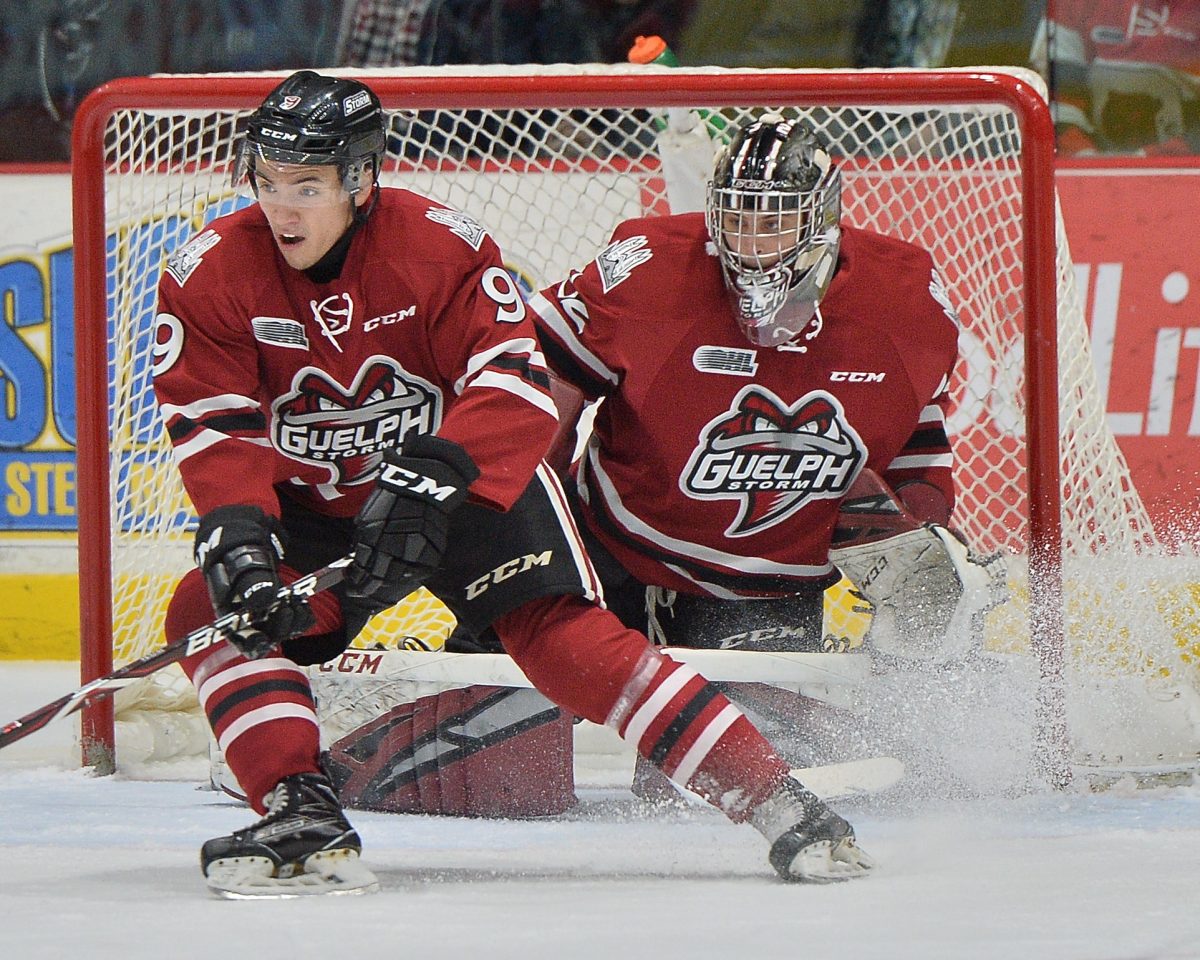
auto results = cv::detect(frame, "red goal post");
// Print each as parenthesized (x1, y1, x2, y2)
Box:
(69, 65, 1175, 780)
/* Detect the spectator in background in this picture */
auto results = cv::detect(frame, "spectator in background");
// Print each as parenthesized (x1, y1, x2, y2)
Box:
(853, 0, 959, 68)
(0, 1, 340, 163)
(1031, 1, 1200, 155)
(336, 0, 697, 67)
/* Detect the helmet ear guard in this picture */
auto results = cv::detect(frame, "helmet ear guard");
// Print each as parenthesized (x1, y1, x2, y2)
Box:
(232, 70, 387, 202)
(707, 115, 842, 349)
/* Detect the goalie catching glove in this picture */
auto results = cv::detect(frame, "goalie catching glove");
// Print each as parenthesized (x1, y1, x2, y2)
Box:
(345, 433, 480, 609)
(194, 504, 315, 659)
(829, 470, 1008, 661)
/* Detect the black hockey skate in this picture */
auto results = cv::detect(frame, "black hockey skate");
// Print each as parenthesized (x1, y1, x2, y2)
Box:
(201, 771, 378, 898)
(749, 776, 875, 883)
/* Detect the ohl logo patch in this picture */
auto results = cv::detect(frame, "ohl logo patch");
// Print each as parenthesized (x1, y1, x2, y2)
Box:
(272, 356, 442, 485)
(681, 386, 865, 537)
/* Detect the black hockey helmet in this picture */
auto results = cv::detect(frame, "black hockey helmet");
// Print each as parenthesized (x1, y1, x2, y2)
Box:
(706, 114, 842, 348)
(234, 70, 386, 199)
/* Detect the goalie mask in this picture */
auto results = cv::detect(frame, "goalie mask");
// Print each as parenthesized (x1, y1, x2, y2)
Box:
(707, 116, 842, 349)
(232, 71, 386, 207)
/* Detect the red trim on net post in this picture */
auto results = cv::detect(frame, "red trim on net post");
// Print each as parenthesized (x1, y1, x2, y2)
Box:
(71, 70, 1065, 782)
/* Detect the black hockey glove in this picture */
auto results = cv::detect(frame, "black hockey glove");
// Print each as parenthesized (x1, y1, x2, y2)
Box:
(194, 504, 315, 659)
(345, 434, 480, 609)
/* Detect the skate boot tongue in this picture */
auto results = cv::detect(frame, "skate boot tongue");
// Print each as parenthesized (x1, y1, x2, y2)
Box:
(201, 771, 378, 898)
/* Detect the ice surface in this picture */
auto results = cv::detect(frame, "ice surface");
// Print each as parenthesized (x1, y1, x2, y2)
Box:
(3, 661, 1199, 960)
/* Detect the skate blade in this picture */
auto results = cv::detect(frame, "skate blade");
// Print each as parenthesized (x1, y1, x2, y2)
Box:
(206, 850, 380, 899)
(785, 838, 876, 884)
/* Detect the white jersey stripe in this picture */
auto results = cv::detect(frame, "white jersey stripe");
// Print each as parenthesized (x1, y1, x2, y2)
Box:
(887, 452, 954, 470)
(464, 370, 559, 420)
(172, 428, 233, 465)
(172, 429, 269, 466)
(529, 292, 619, 386)
(217, 703, 319, 753)
(671, 702, 741, 787)
(158, 392, 261, 420)
(621, 663, 700, 749)
(453, 337, 546, 394)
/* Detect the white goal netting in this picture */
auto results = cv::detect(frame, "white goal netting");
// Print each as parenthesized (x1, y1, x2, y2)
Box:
(73, 66, 1200, 774)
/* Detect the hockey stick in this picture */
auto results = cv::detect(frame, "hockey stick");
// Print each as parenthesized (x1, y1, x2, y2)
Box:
(311, 647, 871, 688)
(0, 556, 354, 751)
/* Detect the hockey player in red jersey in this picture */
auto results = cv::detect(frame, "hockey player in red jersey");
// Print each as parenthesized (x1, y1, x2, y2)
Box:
(529, 115, 1002, 791)
(533, 114, 962, 647)
(152, 72, 873, 896)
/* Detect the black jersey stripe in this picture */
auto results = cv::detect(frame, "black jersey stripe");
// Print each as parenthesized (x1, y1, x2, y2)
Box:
(902, 425, 950, 451)
(206, 678, 315, 728)
(647, 682, 722, 766)
(536, 332, 611, 400)
(485, 353, 552, 389)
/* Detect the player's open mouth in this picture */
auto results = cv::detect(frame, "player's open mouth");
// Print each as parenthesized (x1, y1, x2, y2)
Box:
(279, 233, 303, 246)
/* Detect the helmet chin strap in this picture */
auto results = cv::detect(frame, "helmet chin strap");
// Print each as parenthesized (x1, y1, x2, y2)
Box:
(352, 183, 379, 225)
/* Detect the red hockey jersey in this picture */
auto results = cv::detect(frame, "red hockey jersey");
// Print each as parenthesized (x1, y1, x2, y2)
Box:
(532, 214, 958, 598)
(153, 188, 557, 519)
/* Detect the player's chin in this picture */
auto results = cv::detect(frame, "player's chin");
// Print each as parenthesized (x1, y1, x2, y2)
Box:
(275, 237, 316, 270)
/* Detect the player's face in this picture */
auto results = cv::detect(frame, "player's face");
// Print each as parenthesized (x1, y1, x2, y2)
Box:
(720, 209, 804, 271)
(254, 159, 370, 270)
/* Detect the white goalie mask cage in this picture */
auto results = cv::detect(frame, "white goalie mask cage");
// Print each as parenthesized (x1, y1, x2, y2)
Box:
(706, 114, 842, 348)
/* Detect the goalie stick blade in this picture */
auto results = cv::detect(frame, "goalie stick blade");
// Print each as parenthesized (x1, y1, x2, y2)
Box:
(636, 757, 904, 808)
(794, 757, 905, 801)
(205, 850, 380, 900)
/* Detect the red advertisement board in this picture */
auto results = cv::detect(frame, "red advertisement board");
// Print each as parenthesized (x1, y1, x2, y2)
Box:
(1056, 160, 1200, 544)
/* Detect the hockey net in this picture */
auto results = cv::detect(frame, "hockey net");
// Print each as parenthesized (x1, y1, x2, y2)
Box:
(72, 66, 1200, 779)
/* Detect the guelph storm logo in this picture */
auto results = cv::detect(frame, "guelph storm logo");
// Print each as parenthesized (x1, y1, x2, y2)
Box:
(681, 386, 865, 537)
(272, 357, 442, 485)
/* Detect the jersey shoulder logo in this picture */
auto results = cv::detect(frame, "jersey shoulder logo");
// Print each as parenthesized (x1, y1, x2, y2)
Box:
(164, 230, 222, 287)
(596, 235, 652, 293)
(680, 385, 865, 537)
(425, 207, 487, 251)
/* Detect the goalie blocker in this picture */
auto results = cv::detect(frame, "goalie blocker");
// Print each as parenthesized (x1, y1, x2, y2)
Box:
(206, 462, 596, 817)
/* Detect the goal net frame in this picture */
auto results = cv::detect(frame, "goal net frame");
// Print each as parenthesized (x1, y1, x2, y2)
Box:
(71, 66, 1074, 778)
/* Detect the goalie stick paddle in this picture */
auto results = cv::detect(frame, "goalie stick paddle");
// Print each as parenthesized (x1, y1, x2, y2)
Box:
(0, 555, 354, 752)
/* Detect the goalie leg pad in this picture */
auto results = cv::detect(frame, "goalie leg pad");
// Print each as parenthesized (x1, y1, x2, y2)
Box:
(323, 684, 576, 818)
